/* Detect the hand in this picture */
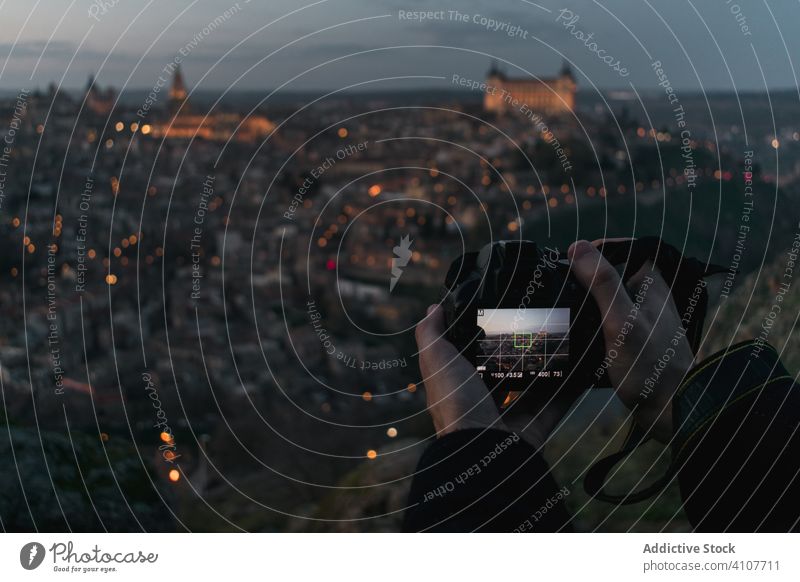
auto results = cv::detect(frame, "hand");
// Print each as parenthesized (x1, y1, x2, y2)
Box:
(567, 240, 694, 442)
(415, 305, 577, 448)
(415, 305, 505, 438)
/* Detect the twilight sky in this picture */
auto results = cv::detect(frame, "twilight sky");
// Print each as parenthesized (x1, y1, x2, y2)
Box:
(0, 0, 797, 94)
(478, 308, 570, 335)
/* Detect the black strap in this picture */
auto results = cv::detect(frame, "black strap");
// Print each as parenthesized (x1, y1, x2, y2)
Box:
(583, 422, 674, 504)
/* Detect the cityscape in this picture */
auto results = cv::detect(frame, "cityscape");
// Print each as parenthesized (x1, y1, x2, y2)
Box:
(1, 1, 800, 534)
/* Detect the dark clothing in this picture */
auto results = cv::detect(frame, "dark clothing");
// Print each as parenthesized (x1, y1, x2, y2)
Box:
(403, 341, 800, 532)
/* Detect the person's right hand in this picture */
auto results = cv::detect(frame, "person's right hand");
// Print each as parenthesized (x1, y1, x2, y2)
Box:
(567, 240, 694, 443)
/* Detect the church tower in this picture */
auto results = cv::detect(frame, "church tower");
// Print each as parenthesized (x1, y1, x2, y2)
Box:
(85, 73, 115, 116)
(168, 65, 189, 115)
(484, 61, 506, 112)
(555, 60, 576, 112)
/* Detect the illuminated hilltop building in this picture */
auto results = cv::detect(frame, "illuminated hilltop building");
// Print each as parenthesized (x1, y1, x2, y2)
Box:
(152, 65, 274, 143)
(484, 61, 576, 115)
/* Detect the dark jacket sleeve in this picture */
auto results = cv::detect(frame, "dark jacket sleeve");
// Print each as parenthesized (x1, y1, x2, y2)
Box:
(672, 340, 800, 532)
(403, 428, 572, 532)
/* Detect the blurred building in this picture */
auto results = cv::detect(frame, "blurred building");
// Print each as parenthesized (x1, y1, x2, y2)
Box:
(152, 65, 275, 142)
(85, 75, 116, 116)
(484, 61, 576, 115)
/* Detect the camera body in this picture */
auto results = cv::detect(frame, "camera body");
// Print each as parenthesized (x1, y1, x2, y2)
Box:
(442, 240, 608, 409)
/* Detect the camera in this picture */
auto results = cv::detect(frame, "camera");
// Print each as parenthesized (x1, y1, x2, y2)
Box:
(441, 238, 723, 410)
(442, 240, 605, 409)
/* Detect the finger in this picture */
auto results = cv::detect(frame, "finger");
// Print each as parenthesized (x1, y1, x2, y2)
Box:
(415, 304, 446, 352)
(568, 240, 634, 325)
(634, 265, 684, 321)
(627, 259, 656, 287)
(627, 261, 672, 302)
(415, 304, 462, 372)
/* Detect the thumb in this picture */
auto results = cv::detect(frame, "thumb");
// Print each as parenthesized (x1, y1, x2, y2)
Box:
(568, 240, 633, 328)
(415, 304, 447, 352)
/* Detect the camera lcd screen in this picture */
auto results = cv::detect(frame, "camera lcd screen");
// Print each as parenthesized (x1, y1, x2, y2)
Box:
(474, 307, 570, 383)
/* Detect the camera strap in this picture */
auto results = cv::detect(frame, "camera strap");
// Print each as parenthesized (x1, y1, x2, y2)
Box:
(583, 422, 675, 504)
